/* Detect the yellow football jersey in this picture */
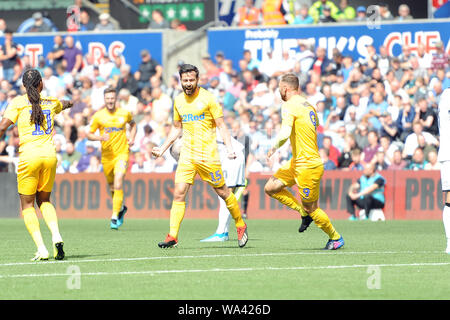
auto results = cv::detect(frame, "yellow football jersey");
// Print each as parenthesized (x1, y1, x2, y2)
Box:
(3, 94, 62, 158)
(173, 87, 223, 162)
(281, 94, 322, 169)
(89, 107, 133, 159)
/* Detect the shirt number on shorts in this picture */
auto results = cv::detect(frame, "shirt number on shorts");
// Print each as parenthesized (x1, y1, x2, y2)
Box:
(30, 109, 52, 135)
(210, 170, 222, 182)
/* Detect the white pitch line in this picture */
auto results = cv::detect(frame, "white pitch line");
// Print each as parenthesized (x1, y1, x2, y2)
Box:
(1, 262, 449, 279)
(0, 250, 444, 268)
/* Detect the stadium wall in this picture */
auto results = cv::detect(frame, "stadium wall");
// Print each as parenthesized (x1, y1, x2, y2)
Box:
(0, 171, 443, 220)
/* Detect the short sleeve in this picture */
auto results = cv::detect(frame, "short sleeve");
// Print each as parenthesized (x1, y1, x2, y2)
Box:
(209, 95, 223, 119)
(53, 99, 63, 114)
(173, 100, 181, 122)
(3, 98, 20, 124)
(89, 113, 100, 133)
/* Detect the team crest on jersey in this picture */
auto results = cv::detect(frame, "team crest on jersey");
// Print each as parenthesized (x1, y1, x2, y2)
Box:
(309, 111, 317, 127)
(196, 101, 205, 110)
(118, 117, 125, 124)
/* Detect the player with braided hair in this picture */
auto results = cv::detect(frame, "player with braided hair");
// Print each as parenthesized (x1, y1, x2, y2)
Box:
(0, 69, 73, 261)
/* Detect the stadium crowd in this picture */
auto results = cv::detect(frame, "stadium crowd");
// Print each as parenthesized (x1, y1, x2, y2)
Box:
(0, 1, 448, 176)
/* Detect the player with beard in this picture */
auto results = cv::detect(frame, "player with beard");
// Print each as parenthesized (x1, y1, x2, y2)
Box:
(87, 87, 136, 230)
(264, 73, 344, 250)
(152, 64, 248, 248)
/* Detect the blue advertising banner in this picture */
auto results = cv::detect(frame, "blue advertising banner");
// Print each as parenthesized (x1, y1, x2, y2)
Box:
(208, 20, 450, 70)
(1, 31, 163, 72)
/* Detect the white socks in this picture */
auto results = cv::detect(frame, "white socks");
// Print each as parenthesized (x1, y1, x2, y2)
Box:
(215, 196, 231, 235)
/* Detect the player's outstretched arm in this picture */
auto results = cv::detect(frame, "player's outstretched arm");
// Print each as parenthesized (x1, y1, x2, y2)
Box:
(128, 120, 137, 147)
(152, 120, 182, 158)
(0, 118, 13, 139)
(267, 124, 292, 159)
(215, 117, 236, 159)
(61, 100, 73, 110)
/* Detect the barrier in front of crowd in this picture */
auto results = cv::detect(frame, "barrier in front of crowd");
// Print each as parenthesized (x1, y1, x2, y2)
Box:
(7, 30, 163, 72)
(0, 171, 443, 219)
(208, 19, 450, 70)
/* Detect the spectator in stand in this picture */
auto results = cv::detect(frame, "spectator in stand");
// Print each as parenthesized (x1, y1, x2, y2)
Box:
(94, 13, 116, 31)
(417, 43, 433, 71)
(414, 97, 439, 136)
(135, 49, 163, 90)
(118, 88, 139, 115)
(86, 155, 102, 173)
(170, 19, 187, 31)
(131, 151, 152, 173)
(76, 141, 99, 173)
(346, 162, 386, 220)
(148, 9, 170, 29)
(28, 12, 52, 32)
(355, 6, 366, 22)
(243, 49, 261, 72)
(79, 9, 95, 31)
(431, 41, 449, 74)
(320, 148, 337, 170)
(0, 19, 6, 36)
(338, 133, 358, 169)
(402, 121, 439, 160)
(397, 101, 416, 140)
(0, 30, 19, 83)
(64, 88, 87, 142)
(337, 0, 356, 21)
(319, 5, 337, 23)
(311, 47, 331, 77)
(379, 112, 399, 142)
(61, 142, 81, 173)
(322, 135, 340, 166)
(62, 35, 82, 77)
(371, 147, 389, 171)
(388, 149, 408, 170)
(309, 0, 340, 23)
(261, 0, 286, 26)
(379, 3, 394, 20)
(348, 148, 364, 171)
(232, 0, 262, 27)
(396, 4, 413, 20)
(408, 147, 428, 170)
(292, 4, 314, 24)
(424, 150, 441, 170)
(98, 54, 115, 81)
(201, 55, 221, 81)
(42, 67, 59, 97)
(361, 130, 380, 165)
(116, 64, 139, 97)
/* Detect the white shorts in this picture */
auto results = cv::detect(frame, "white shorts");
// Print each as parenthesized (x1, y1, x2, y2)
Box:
(221, 153, 246, 188)
(440, 161, 450, 191)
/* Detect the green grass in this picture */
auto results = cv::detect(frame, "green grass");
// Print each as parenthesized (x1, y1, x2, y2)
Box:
(0, 218, 449, 300)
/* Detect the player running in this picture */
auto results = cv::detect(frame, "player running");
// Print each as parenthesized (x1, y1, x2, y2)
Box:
(87, 87, 136, 230)
(170, 129, 247, 242)
(151, 63, 248, 248)
(437, 87, 450, 254)
(264, 73, 344, 250)
(0, 69, 71, 261)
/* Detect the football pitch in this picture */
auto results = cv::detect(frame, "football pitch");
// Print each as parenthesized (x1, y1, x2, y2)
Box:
(0, 218, 449, 300)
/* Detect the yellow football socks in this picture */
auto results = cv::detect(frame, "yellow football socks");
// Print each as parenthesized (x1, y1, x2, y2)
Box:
(272, 189, 307, 217)
(22, 207, 45, 250)
(112, 189, 124, 220)
(40, 202, 62, 244)
(309, 207, 341, 240)
(224, 193, 246, 228)
(169, 201, 186, 239)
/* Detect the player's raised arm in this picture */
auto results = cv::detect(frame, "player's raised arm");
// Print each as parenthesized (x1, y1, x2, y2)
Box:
(152, 120, 182, 158)
(60, 100, 74, 110)
(0, 117, 13, 139)
(128, 119, 137, 147)
(215, 117, 236, 160)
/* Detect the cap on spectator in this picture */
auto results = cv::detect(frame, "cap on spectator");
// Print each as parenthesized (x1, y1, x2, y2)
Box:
(435, 41, 443, 48)
(215, 51, 225, 57)
(357, 6, 366, 13)
(99, 13, 110, 20)
(254, 83, 268, 93)
(86, 141, 97, 148)
(177, 60, 185, 67)
(322, 5, 331, 11)
(140, 49, 150, 57)
(210, 76, 220, 83)
(32, 12, 43, 20)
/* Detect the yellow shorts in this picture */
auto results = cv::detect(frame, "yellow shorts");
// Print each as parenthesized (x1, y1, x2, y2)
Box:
(274, 161, 324, 202)
(17, 156, 57, 196)
(175, 158, 225, 188)
(102, 153, 129, 185)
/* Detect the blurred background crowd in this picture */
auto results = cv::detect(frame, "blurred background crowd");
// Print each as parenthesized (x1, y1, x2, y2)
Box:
(0, 0, 448, 177)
